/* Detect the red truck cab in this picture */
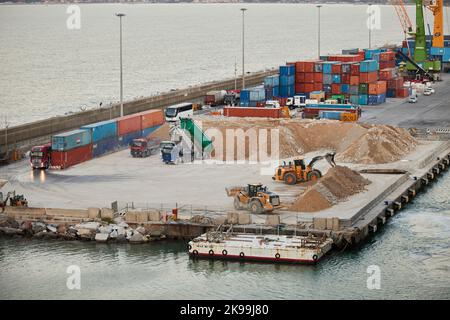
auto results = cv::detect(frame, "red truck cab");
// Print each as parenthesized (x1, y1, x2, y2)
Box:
(30, 143, 52, 169)
(130, 138, 160, 158)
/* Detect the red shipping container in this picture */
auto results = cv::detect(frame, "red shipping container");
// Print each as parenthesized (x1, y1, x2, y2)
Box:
(304, 83, 314, 93)
(295, 83, 305, 93)
(341, 74, 350, 84)
(379, 68, 396, 81)
(396, 88, 410, 98)
(350, 76, 360, 85)
(313, 73, 323, 82)
(223, 107, 280, 118)
(351, 63, 360, 76)
(304, 72, 315, 83)
(295, 61, 305, 73)
(295, 73, 305, 83)
(331, 84, 341, 94)
(117, 114, 142, 136)
(358, 50, 366, 61)
(387, 77, 404, 90)
(313, 82, 323, 91)
(380, 51, 396, 61)
(379, 61, 396, 69)
(51, 144, 93, 170)
(360, 72, 378, 83)
(327, 54, 362, 62)
(369, 81, 387, 95)
(304, 61, 315, 73)
(332, 63, 342, 74)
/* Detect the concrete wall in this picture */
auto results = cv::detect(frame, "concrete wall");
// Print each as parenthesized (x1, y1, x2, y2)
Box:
(0, 70, 276, 157)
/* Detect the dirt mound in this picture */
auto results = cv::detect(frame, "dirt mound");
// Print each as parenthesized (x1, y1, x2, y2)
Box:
(288, 166, 371, 212)
(336, 125, 417, 164)
(197, 117, 416, 164)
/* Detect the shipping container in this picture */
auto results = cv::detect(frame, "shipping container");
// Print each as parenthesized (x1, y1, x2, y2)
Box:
(52, 129, 92, 152)
(379, 51, 396, 61)
(280, 85, 295, 97)
(349, 85, 359, 95)
(386, 88, 396, 98)
(139, 109, 165, 129)
(368, 81, 387, 95)
(359, 83, 369, 94)
(379, 68, 396, 81)
(118, 130, 142, 147)
(341, 84, 350, 94)
(331, 84, 341, 94)
(322, 61, 339, 74)
(379, 61, 396, 69)
(51, 144, 93, 169)
(264, 75, 280, 88)
(81, 120, 117, 144)
(350, 95, 359, 105)
(323, 84, 332, 93)
(92, 136, 119, 158)
(342, 48, 359, 55)
(142, 125, 161, 139)
(295, 60, 317, 73)
(223, 107, 280, 118)
(313, 82, 323, 91)
(319, 110, 343, 120)
(314, 62, 323, 73)
(364, 49, 382, 60)
(313, 72, 323, 82)
(351, 63, 360, 76)
(368, 94, 386, 105)
(280, 65, 295, 76)
(387, 77, 404, 90)
(304, 73, 315, 83)
(117, 114, 142, 136)
(341, 74, 350, 84)
(360, 71, 378, 83)
(332, 74, 341, 83)
(323, 74, 333, 85)
(350, 76, 360, 86)
(280, 75, 295, 86)
(331, 63, 342, 74)
(240, 90, 250, 103)
(360, 60, 379, 73)
(295, 73, 305, 83)
(358, 94, 368, 105)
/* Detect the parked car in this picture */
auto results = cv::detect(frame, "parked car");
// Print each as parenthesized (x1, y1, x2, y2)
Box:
(408, 96, 418, 103)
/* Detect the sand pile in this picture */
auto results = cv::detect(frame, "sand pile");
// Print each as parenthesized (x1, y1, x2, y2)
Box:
(336, 125, 418, 164)
(196, 117, 416, 164)
(288, 166, 371, 212)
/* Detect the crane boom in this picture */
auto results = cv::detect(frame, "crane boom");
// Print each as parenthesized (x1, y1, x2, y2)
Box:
(426, 0, 444, 48)
(390, 0, 414, 56)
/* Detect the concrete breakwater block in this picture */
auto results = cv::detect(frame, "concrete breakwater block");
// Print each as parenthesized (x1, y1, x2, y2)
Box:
(95, 233, 109, 242)
(100, 208, 114, 220)
(88, 207, 100, 219)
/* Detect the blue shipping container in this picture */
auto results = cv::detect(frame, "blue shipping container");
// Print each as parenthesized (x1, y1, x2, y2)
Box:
(249, 88, 265, 101)
(386, 89, 396, 98)
(332, 74, 341, 83)
(264, 75, 280, 88)
(272, 86, 279, 97)
(52, 129, 92, 151)
(280, 75, 295, 86)
(349, 85, 359, 95)
(360, 60, 379, 73)
(364, 49, 381, 60)
(240, 90, 250, 103)
(358, 94, 368, 105)
(341, 84, 350, 94)
(368, 94, 386, 105)
(319, 111, 343, 120)
(350, 95, 359, 105)
(118, 131, 142, 147)
(81, 119, 117, 143)
(142, 125, 161, 138)
(92, 136, 119, 158)
(279, 85, 295, 97)
(322, 62, 338, 74)
(279, 65, 295, 76)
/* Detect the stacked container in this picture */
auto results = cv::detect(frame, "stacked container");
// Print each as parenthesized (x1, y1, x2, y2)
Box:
(51, 129, 92, 169)
(279, 65, 295, 97)
(240, 87, 265, 107)
(294, 60, 320, 94)
(81, 119, 118, 158)
(264, 75, 280, 100)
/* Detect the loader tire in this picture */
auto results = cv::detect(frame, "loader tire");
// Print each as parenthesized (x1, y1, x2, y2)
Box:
(249, 200, 263, 214)
(284, 172, 297, 185)
(307, 170, 322, 182)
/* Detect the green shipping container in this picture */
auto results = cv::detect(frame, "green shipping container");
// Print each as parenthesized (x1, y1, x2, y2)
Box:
(331, 94, 346, 101)
(359, 83, 369, 94)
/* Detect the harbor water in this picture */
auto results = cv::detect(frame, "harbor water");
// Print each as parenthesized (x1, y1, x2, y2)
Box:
(0, 172, 449, 300)
(0, 3, 425, 126)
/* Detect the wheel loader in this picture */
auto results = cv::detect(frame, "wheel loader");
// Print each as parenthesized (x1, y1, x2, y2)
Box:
(226, 183, 280, 214)
(272, 152, 336, 185)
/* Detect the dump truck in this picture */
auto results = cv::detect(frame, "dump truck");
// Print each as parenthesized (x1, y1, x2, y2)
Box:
(273, 153, 336, 185)
(130, 137, 161, 158)
(226, 183, 280, 214)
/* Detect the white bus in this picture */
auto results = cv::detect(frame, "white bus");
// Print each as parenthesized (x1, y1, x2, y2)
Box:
(165, 103, 194, 122)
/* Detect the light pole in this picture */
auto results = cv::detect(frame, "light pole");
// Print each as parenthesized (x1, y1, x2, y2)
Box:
(116, 13, 125, 117)
(368, 4, 372, 49)
(317, 5, 322, 59)
(241, 8, 247, 90)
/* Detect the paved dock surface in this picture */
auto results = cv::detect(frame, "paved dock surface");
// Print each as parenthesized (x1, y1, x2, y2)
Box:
(359, 73, 450, 129)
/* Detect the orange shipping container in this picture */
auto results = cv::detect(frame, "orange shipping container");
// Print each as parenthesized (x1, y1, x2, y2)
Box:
(139, 109, 165, 129)
(368, 81, 387, 95)
(295, 60, 319, 73)
(332, 63, 342, 74)
(350, 76, 360, 85)
(117, 114, 142, 136)
(223, 107, 280, 118)
(304, 83, 314, 93)
(295, 73, 305, 83)
(313, 82, 323, 91)
(360, 72, 378, 83)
